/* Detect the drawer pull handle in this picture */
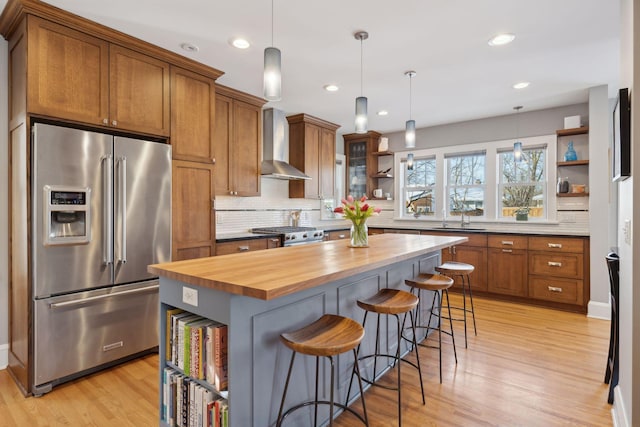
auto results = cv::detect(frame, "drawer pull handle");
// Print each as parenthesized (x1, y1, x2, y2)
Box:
(547, 286, 563, 293)
(238, 245, 250, 251)
(502, 249, 513, 253)
(548, 243, 563, 248)
(548, 261, 562, 267)
(501, 241, 514, 246)
(270, 239, 279, 243)
(338, 234, 346, 238)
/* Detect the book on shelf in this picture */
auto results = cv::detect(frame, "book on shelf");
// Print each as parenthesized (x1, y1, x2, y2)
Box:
(174, 313, 200, 367)
(187, 318, 213, 379)
(165, 308, 185, 361)
(205, 322, 228, 391)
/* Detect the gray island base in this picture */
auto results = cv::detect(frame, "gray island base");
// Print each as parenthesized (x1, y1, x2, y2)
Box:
(150, 233, 467, 426)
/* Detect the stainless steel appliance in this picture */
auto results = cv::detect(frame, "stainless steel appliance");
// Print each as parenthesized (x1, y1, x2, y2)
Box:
(251, 226, 324, 246)
(31, 123, 171, 395)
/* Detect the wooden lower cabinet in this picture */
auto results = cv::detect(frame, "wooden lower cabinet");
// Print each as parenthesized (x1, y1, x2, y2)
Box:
(172, 160, 215, 261)
(444, 245, 488, 292)
(325, 230, 350, 241)
(487, 235, 528, 297)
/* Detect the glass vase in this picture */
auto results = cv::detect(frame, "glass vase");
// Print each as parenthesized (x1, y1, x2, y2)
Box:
(350, 221, 369, 247)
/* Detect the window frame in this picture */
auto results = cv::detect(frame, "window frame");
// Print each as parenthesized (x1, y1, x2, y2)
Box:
(445, 151, 487, 218)
(403, 155, 437, 216)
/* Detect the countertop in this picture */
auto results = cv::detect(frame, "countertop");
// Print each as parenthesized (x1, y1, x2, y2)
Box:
(149, 233, 466, 300)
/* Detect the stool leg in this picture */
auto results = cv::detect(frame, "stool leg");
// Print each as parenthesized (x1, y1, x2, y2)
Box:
(314, 356, 320, 427)
(352, 348, 369, 426)
(444, 289, 458, 364)
(328, 356, 335, 427)
(394, 313, 402, 426)
(277, 351, 297, 427)
(461, 274, 468, 348)
(408, 309, 426, 404)
(346, 311, 369, 406)
(436, 290, 443, 384)
(465, 274, 478, 337)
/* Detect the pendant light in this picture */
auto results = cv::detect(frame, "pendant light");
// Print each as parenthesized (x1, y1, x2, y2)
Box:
(354, 31, 369, 134)
(405, 71, 416, 148)
(407, 153, 414, 170)
(263, 0, 281, 101)
(513, 106, 523, 161)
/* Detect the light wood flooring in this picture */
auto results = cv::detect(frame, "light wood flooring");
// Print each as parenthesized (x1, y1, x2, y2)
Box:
(0, 295, 613, 426)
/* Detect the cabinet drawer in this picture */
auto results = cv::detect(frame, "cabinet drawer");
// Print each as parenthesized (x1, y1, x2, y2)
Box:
(529, 276, 583, 304)
(327, 230, 349, 240)
(216, 238, 268, 255)
(423, 231, 487, 247)
(529, 253, 583, 279)
(528, 236, 584, 253)
(488, 235, 528, 250)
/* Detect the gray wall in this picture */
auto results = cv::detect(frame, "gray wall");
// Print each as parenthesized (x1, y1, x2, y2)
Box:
(383, 103, 590, 151)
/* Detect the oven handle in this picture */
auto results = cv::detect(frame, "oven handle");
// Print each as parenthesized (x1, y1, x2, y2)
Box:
(49, 284, 158, 309)
(284, 240, 323, 247)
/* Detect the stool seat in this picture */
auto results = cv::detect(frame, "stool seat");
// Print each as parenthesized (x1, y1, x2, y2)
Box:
(356, 288, 419, 315)
(405, 273, 454, 291)
(281, 314, 365, 357)
(435, 261, 475, 275)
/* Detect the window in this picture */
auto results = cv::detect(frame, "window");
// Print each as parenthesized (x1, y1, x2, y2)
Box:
(404, 157, 436, 216)
(498, 146, 546, 219)
(445, 151, 486, 217)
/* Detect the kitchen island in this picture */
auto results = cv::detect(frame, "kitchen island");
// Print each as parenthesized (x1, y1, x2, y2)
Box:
(149, 233, 466, 427)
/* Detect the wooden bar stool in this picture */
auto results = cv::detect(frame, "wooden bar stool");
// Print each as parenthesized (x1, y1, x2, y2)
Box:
(277, 314, 369, 427)
(435, 261, 477, 348)
(405, 273, 457, 383)
(346, 288, 425, 426)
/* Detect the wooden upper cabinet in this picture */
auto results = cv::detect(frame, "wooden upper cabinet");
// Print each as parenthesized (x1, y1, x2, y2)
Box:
(27, 16, 109, 125)
(25, 16, 170, 136)
(213, 85, 265, 197)
(109, 45, 170, 136)
(170, 66, 216, 162)
(287, 113, 340, 199)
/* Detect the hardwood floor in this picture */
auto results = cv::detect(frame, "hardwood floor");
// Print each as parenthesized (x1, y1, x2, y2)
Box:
(0, 295, 613, 426)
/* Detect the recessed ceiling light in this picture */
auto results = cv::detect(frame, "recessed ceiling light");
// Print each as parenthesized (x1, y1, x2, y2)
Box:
(488, 33, 515, 46)
(513, 81, 530, 89)
(230, 38, 251, 49)
(377, 110, 389, 116)
(323, 84, 339, 92)
(180, 42, 199, 52)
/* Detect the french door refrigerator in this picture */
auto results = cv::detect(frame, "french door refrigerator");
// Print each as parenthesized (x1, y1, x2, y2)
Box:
(31, 123, 171, 395)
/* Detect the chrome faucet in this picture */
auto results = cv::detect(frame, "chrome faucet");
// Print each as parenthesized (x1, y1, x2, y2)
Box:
(442, 209, 447, 228)
(460, 211, 470, 228)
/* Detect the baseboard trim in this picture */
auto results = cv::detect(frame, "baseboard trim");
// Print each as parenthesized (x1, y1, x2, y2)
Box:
(587, 300, 610, 320)
(0, 343, 8, 370)
(611, 386, 629, 427)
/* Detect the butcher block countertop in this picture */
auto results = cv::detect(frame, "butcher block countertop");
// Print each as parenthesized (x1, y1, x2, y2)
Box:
(148, 233, 467, 300)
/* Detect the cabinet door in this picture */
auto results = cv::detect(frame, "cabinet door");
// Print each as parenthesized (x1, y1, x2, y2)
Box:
(319, 127, 336, 199)
(487, 248, 528, 296)
(170, 67, 216, 163)
(109, 45, 170, 136)
(172, 160, 215, 261)
(213, 94, 232, 195)
(303, 124, 321, 198)
(451, 246, 487, 292)
(27, 16, 109, 125)
(231, 100, 261, 196)
(216, 239, 268, 255)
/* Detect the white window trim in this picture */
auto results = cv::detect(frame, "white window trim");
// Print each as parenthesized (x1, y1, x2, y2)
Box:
(497, 147, 548, 220)
(394, 134, 557, 223)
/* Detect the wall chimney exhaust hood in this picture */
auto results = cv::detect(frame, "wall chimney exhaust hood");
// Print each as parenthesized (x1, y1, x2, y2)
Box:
(261, 108, 310, 180)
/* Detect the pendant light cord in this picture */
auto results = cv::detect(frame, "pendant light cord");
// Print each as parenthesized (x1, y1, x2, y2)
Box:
(409, 74, 413, 120)
(360, 38, 363, 96)
(271, 0, 274, 46)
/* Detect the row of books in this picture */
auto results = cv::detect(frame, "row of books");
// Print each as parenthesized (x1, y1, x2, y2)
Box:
(166, 308, 228, 391)
(163, 367, 228, 427)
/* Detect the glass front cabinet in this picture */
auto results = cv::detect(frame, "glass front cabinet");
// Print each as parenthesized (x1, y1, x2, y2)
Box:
(343, 131, 388, 200)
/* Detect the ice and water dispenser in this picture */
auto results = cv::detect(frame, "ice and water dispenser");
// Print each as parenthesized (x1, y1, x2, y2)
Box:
(43, 185, 91, 245)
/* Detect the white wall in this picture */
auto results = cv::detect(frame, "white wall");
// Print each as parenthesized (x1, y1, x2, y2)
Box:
(613, 0, 639, 425)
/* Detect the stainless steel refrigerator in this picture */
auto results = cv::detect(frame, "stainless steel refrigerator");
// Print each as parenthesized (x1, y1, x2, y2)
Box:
(31, 123, 171, 395)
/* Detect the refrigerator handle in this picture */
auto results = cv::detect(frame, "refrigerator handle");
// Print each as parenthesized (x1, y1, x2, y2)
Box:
(104, 155, 113, 266)
(118, 156, 127, 264)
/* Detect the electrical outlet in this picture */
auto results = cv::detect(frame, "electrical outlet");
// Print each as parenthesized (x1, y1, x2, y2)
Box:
(624, 219, 632, 245)
(182, 286, 198, 307)
(560, 213, 576, 223)
(216, 212, 224, 224)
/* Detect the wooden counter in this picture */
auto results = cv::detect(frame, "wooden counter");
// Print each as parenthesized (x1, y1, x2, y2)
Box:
(149, 233, 467, 300)
(153, 233, 465, 427)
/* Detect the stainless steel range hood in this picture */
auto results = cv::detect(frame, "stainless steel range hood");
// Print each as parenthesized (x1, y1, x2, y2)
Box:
(261, 108, 310, 180)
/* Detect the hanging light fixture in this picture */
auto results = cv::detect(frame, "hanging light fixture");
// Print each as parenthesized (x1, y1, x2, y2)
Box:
(513, 106, 524, 161)
(407, 153, 414, 170)
(354, 31, 369, 133)
(263, 0, 281, 101)
(405, 71, 416, 148)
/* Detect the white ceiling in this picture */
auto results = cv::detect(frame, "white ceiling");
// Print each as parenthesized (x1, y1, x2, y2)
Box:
(5, 0, 622, 135)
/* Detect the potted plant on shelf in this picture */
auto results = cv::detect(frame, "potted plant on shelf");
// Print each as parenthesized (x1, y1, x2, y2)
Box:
(515, 207, 530, 221)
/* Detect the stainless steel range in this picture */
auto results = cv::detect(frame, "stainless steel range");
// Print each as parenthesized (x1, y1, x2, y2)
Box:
(251, 226, 325, 246)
